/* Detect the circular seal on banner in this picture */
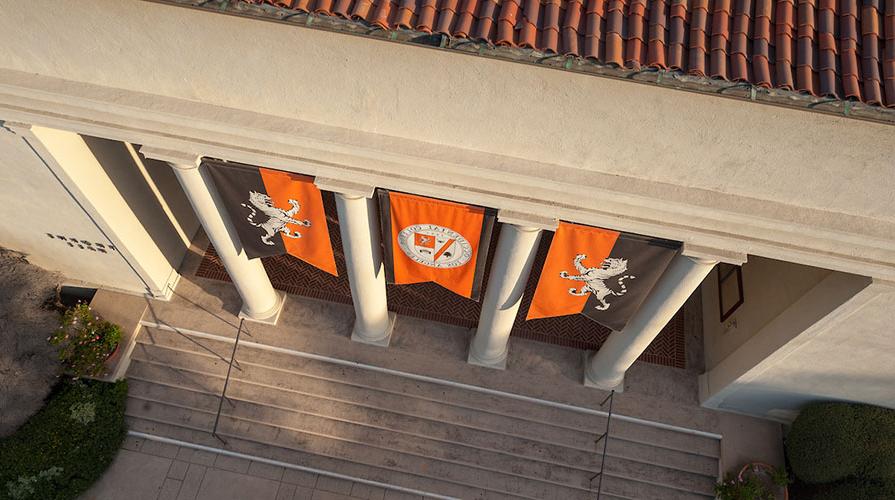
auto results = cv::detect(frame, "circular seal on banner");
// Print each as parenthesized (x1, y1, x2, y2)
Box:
(397, 224, 473, 269)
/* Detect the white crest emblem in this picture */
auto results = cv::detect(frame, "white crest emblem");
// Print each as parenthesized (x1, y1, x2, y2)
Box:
(560, 254, 635, 311)
(397, 224, 473, 269)
(241, 191, 311, 246)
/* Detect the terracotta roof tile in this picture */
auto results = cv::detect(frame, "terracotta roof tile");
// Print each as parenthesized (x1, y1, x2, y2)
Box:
(886, 2, 895, 106)
(689, 0, 710, 76)
(290, 0, 311, 11)
(863, 1, 884, 104)
(752, 0, 773, 86)
(562, 0, 584, 55)
(350, 0, 372, 19)
(416, 0, 437, 31)
(518, 0, 540, 48)
(710, 0, 731, 79)
(331, 0, 350, 17)
(623, 0, 646, 68)
(668, 1, 687, 69)
(471, 0, 498, 39)
(539, 0, 561, 52)
(496, 0, 519, 45)
(583, 0, 604, 59)
(253, 0, 895, 107)
(432, 0, 454, 34)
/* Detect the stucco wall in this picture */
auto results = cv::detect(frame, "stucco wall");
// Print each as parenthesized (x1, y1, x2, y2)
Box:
(732, 285, 895, 416)
(0, 0, 890, 221)
(700, 272, 885, 421)
(0, 126, 146, 292)
(702, 257, 832, 371)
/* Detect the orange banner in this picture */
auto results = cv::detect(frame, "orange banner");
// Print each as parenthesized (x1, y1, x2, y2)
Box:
(381, 191, 493, 300)
(259, 168, 338, 276)
(527, 222, 619, 320)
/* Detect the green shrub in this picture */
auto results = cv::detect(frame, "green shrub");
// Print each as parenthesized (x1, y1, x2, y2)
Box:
(0, 378, 128, 500)
(49, 303, 122, 378)
(786, 402, 895, 485)
(812, 479, 895, 500)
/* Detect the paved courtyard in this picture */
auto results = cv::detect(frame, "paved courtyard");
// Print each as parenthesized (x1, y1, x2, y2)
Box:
(81, 436, 423, 500)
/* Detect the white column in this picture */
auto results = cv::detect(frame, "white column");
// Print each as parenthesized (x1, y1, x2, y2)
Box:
(143, 148, 284, 323)
(583, 251, 721, 390)
(318, 178, 395, 346)
(468, 213, 556, 369)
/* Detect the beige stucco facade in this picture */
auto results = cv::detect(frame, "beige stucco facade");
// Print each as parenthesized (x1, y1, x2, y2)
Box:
(0, 0, 892, 420)
(0, 126, 147, 292)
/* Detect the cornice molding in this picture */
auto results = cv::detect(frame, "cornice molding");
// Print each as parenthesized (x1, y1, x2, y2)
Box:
(314, 177, 376, 198)
(497, 210, 559, 232)
(682, 244, 748, 266)
(138, 146, 202, 167)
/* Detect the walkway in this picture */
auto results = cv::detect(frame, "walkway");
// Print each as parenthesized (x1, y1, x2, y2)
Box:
(82, 435, 414, 500)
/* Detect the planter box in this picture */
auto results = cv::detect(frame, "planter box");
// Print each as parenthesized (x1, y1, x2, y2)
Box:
(85, 289, 148, 382)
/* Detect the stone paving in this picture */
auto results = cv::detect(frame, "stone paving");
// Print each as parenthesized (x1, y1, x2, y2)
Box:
(80, 436, 423, 500)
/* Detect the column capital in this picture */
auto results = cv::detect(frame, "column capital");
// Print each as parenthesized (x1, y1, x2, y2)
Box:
(139, 146, 202, 168)
(682, 244, 747, 266)
(314, 177, 376, 199)
(496, 210, 559, 232)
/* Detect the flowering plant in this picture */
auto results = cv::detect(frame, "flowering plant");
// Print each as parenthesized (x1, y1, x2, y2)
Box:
(49, 304, 122, 378)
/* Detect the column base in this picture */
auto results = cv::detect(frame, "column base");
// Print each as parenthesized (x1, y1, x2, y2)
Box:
(582, 351, 625, 392)
(467, 334, 508, 370)
(238, 291, 286, 326)
(351, 311, 397, 347)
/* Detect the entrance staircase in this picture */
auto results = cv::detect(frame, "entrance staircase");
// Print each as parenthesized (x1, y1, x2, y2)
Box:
(124, 323, 720, 499)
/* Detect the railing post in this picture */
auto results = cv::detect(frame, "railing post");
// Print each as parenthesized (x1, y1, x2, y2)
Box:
(211, 318, 246, 445)
(590, 390, 615, 499)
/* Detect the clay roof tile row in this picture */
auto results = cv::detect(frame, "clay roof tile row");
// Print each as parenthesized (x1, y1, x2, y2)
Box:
(258, 0, 895, 107)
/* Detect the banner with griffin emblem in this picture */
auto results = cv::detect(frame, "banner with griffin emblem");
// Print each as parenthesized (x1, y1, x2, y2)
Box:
(526, 222, 679, 331)
(206, 162, 338, 276)
(379, 190, 495, 300)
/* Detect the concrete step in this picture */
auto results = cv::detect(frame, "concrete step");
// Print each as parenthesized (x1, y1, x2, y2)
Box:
(125, 415, 507, 500)
(128, 376, 603, 471)
(127, 371, 714, 498)
(137, 327, 721, 461)
(128, 327, 718, 499)
(128, 377, 602, 485)
(134, 330, 719, 472)
(127, 398, 591, 499)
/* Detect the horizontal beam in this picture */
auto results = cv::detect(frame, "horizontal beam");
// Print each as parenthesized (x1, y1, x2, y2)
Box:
(1, 72, 893, 280)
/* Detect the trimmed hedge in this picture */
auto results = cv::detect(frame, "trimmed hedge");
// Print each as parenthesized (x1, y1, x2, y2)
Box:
(814, 480, 895, 500)
(0, 378, 128, 500)
(786, 402, 895, 486)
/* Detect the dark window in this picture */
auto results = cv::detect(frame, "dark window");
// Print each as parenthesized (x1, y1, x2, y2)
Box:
(718, 263, 744, 322)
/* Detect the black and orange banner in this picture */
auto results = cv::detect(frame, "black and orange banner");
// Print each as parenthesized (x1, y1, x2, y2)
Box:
(527, 222, 679, 331)
(379, 191, 495, 300)
(206, 162, 338, 276)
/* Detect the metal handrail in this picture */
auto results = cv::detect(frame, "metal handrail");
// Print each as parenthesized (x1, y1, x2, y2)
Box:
(590, 390, 615, 499)
(211, 318, 245, 445)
